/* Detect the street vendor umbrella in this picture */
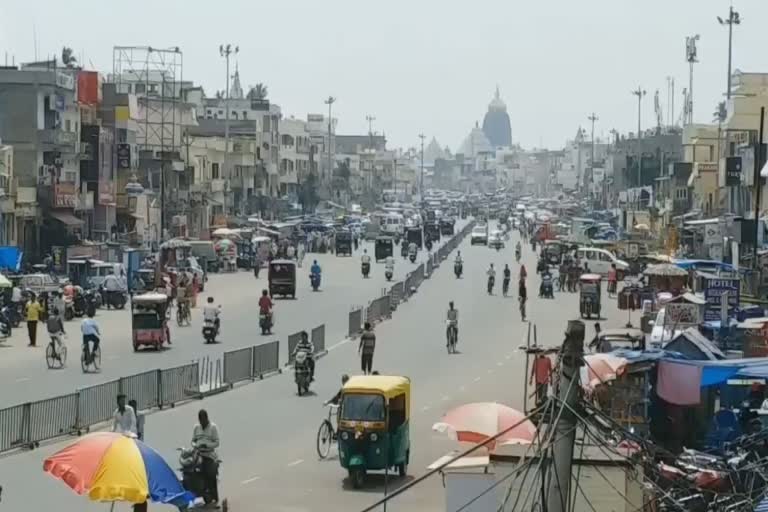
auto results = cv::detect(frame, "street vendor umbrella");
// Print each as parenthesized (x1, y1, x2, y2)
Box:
(432, 402, 537, 450)
(643, 263, 688, 277)
(43, 432, 194, 508)
(582, 353, 628, 390)
(212, 227, 241, 239)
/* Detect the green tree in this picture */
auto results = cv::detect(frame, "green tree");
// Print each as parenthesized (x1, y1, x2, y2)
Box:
(299, 172, 319, 213)
(713, 101, 727, 124)
(61, 47, 77, 68)
(247, 83, 268, 101)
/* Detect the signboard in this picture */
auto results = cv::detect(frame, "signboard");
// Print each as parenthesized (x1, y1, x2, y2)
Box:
(117, 143, 131, 169)
(665, 303, 700, 325)
(725, 156, 743, 186)
(54, 182, 77, 208)
(703, 277, 740, 322)
(98, 180, 115, 206)
(704, 223, 722, 246)
(709, 244, 723, 261)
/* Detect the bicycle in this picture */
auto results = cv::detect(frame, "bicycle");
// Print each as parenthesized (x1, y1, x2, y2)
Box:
(176, 301, 191, 327)
(446, 323, 458, 354)
(81, 343, 101, 373)
(45, 333, 67, 369)
(316, 404, 339, 459)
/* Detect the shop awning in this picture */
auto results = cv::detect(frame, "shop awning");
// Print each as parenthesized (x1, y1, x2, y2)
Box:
(49, 210, 84, 226)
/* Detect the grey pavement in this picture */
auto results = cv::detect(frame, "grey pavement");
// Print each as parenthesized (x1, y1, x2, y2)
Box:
(0, 234, 447, 408)
(0, 223, 631, 511)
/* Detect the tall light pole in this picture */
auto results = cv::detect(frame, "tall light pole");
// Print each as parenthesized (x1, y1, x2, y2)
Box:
(718, 7, 741, 101)
(366, 115, 376, 150)
(588, 113, 598, 199)
(418, 133, 426, 205)
(220, 43, 238, 215)
(325, 96, 336, 185)
(685, 35, 700, 125)
(631, 87, 646, 210)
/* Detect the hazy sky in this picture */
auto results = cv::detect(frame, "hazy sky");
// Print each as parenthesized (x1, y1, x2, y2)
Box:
(2, 0, 766, 151)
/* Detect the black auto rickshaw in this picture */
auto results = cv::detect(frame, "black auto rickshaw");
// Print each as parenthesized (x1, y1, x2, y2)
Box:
(375, 236, 394, 262)
(425, 222, 441, 243)
(337, 375, 411, 488)
(236, 239, 254, 270)
(440, 219, 455, 236)
(542, 240, 565, 266)
(579, 273, 602, 319)
(406, 227, 423, 250)
(268, 259, 297, 299)
(335, 230, 353, 256)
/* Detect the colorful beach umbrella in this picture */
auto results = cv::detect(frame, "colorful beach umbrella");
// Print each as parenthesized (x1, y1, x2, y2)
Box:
(433, 402, 537, 450)
(43, 432, 194, 507)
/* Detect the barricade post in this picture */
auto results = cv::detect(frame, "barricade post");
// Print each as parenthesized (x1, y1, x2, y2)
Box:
(311, 324, 326, 355)
(287, 331, 304, 364)
(348, 308, 363, 338)
(0, 403, 28, 452)
(224, 346, 255, 386)
(159, 362, 201, 407)
(28, 394, 78, 444)
(253, 340, 280, 378)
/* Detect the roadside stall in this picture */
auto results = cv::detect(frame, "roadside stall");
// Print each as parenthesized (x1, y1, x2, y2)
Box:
(643, 263, 689, 295)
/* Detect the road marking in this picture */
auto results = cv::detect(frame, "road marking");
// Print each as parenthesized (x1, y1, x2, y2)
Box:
(497, 362, 504, 367)
(474, 377, 481, 382)
(287, 459, 304, 467)
(422, 405, 431, 412)
(15, 377, 30, 383)
(327, 339, 350, 351)
(241, 476, 261, 485)
(487, 369, 494, 374)
(441, 395, 450, 401)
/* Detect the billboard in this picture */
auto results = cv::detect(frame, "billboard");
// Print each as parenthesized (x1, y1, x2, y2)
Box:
(99, 180, 115, 206)
(703, 276, 740, 322)
(54, 182, 77, 208)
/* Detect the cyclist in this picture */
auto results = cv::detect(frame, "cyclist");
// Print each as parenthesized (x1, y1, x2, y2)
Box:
(324, 374, 351, 406)
(46, 307, 66, 355)
(81, 310, 100, 365)
(446, 301, 459, 347)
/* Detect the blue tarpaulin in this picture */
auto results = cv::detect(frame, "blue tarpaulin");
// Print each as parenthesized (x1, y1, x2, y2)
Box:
(0, 246, 22, 271)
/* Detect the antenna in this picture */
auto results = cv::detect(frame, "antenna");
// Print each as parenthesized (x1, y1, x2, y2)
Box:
(32, 22, 38, 61)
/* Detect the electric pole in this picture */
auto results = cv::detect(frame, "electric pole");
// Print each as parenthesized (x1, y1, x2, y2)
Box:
(718, 7, 741, 101)
(325, 96, 336, 187)
(631, 87, 646, 210)
(418, 133, 426, 206)
(588, 113, 598, 200)
(685, 35, 700, 125)
(366, 115, 376, 150)
(219, 43, 238, 216)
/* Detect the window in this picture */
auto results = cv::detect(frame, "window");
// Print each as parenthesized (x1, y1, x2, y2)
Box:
(263, 116, 271, 132)
(148, 83, 159, 94)
(218, 110, 223, 116)
(65, 119, 71, 132)
(598, 251, 612, 262)
(212, 163, 220, 179)
(341, 394, 385, 422)
(232, 111, 238, 120)
(134, 83, 146, 94)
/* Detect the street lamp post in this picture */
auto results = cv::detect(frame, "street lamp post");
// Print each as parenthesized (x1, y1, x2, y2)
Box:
(718, 7, 741, 101)
(219, 43, 238, 216)
(588, 113, 598, 200)
(418, 133, 425, 205)
(325, 96, 336, 190)
(631, 87, 646, 211)
(685, 35, 700, 125)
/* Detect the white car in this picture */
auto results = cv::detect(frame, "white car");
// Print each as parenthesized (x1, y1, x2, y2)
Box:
(576, 247, 629, 277)
(471, 226, 488, 245)
(488, 231, 505, 249)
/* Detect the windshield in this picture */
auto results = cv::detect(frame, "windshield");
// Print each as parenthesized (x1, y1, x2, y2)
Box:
(341, 394, 385, 422)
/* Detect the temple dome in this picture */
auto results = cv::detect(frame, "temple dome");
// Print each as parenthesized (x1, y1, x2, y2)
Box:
(482, 86, 512, 148)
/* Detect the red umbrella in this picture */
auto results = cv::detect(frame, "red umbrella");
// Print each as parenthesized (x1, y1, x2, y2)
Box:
(432, 402, 536, 450)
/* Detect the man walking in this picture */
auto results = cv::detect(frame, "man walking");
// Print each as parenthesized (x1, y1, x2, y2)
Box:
(358, 322, 376, 375)
(530, 352, 552, 407)
(112, 394, 137, 436)
(25, 295, 43, 347)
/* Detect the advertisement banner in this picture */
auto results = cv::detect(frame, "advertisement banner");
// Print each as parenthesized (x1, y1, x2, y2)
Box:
(54, 182, 77, 208)
(665, 303, 700, 325)
(704, 223, 722, 247)
(703, 277, 740, 322)
(98, 180, 115, 206)
(117, 143, 131, 169)
(725, 156, 743, 187)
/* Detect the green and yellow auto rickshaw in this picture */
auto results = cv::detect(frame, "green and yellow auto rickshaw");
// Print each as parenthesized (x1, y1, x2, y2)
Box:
(337, 375, 411, 488)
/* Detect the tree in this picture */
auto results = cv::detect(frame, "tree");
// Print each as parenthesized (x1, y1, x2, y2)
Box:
(61, 47, 77, 68)
(247, 83, 268, 101)
(713, 101, 727, 124)
(299, 172, 319, 213)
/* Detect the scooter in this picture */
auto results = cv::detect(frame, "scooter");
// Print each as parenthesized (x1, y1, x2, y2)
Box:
(385, 268, 393, 281)
(454, 262, 463, 278)
(178, 447, 224, 509)
(260, 312, 273, 335)
(202, 319, 218, 343)
(539, 276, 554, 299)
(310, 272, 321, 291)
(409, 252, 417, 264)
(294, 350, 312, 396)
(63, 296, 75, 321)
(361, 262, 371, 278)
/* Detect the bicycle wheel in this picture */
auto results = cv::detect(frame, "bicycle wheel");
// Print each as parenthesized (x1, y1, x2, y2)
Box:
(177, 309, 184, 327)
(80, 350, 88, 372)
(92, 347, 101, 370)
(316, 419, 334, 459)
(45, 343, 56, 369)
(58, 344, 67, 367)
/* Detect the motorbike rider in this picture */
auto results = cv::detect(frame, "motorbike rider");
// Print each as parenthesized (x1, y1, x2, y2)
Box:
(203, 296, 221, 334)
(385, 255, 395, 274)
(292, 330, 315, 380)
(102, 272, 125, 309)
(361, 249, 372, 275)
(503, 264, 511, 294)
(258, 289, 273, 322)
(310, 259, 322, 278)
(191, 409, 220, 505)
(408, 241, 418, 258)
(515, 241, 522, 261)
(446, 301, 459, 347)
(325, 374, 350, 406)
(487, 263, 496, 293)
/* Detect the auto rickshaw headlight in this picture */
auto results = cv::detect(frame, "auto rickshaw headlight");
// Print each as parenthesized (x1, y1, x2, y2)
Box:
(341, 431, 349, 441)
(370, 433, 378, 442)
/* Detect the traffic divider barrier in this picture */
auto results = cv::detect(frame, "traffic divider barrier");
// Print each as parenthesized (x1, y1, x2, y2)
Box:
(160, 362, 201, 406)
(224, 347, 255, 386)
(253, 340, 280, 378)
(426, 257, 434, 277)
(348, 308, 363, 338)
(287, 331, 304, 364)
(29, 394, 78, 446)
(0, 403, 27, 452)
(311, 324, 326, 355)
(120, 370, 161, 412)
(76, 380, 121, 429)
(390, 282, 404, 309)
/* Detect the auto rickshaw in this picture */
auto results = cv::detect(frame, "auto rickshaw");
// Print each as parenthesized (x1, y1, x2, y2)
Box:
(375, 236, 394, 262)
(406, 227, 423, 249)
(335, 230, 353, 256)
(236, 239, 254, 270)
(542, 240, 567, 266)
(131, 292, 170, 351)
(425, 221, 441, 243)
(439, 218, 455, 236)
(337, 375, 411, 488)
(268, 259, 296, 299)
(579, 273, 602, 319)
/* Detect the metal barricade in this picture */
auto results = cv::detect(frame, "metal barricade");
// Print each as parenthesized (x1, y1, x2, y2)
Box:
(160, 363, 201, 406)
(378, 294, 391, 320)
(348, 308, 363, 338)
(312, 324, 326, 354)
(287, 331, 304, 364)
(426, 257, 434, 277)
(224, 346, 255, 385)
(0, 403, 28, 452)
(253, 340, 280, 378)
(28, 394, 78, 444)
(390, 282, 404, 309)
(367, 299, 380, 325)
(119, 370, 160, 411)
(76, 380, 121, 429)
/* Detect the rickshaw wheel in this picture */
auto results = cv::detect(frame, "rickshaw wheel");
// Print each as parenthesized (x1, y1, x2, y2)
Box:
(350, 468, 365, 489)
(133, 342, 140, 352)
(397, 452, 408, 477)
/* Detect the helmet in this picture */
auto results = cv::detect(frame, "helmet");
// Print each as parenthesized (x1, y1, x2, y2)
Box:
(341, 374, 350, 384)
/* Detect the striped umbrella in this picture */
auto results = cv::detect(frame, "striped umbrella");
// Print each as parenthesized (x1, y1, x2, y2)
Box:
(432, 402, 537, 450)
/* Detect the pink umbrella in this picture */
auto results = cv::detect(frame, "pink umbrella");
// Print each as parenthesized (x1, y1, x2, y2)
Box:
(582, 354, 628, 390)
(432, 402, 537, 450)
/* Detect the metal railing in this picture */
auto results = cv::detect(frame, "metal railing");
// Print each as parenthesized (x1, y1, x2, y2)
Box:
(348, 307, 363, 338)
(312, 324, 326, 354)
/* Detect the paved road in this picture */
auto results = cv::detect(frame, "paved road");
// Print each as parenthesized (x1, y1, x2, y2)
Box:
(0, 232, 454, 408)
(0, 224, 631, 511)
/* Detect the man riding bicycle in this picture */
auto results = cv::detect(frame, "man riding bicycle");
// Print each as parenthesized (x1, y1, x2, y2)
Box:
(81, 311, 100, 365)
(446, 301, 459, 347)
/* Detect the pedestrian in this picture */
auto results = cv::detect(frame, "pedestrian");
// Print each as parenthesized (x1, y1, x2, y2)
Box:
(530, 352, 552, 407)
(129, 399, 145, 441)
(25, 294, 43, 347)
(297, 242, 305, 268)
(358, 322, 376, 375)
(112, 393, 137, 436)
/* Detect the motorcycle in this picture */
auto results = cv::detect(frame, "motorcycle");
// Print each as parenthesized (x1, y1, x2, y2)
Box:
(310, 272, 321, 291)
(539, 275, 554, 299)
(202, 319, 218, 343)
(487, 276, 495, 295)
(409, 252, 417, 264)
(294, 349, 312, 396)
(103, 289, 127, 310)
(454, 261, 463, 278)
(385, 268, 393, 281)
(361, 262, 371, 278)
(259, 312, 273, 335)
(178, 447, 221, 507)
(0, 307, 11, 339)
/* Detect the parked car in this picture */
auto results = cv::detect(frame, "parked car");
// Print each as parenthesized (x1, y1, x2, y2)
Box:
(576, 247, 629, 277)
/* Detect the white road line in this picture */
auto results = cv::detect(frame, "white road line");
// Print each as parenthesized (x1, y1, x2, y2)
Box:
(15, 377, 30, 383)
(287, 459, 304, 467)
(497, 362, 504, 367)
(441, 395, 450, 401)
(327, 339, 350, 351)
(474, 377, 481, 382)
(241, 476, 261, 485)
(422, 405, 431, 412)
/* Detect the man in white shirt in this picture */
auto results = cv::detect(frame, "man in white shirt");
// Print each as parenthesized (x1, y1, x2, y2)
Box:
(81, 312, 100, 365)
(192, 409, 220, 503)
(112, 394, 137, 436)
